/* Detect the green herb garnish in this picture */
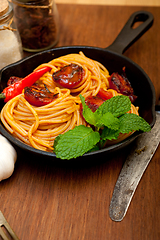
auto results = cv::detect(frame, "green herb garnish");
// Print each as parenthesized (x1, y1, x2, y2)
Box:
(53, 95, 151, 160)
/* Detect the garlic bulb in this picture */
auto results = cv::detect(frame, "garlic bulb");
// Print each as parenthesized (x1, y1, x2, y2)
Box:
(0, 134, 17, 181)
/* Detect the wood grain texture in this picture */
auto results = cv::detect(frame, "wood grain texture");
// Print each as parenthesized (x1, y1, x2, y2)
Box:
(55, 0, 160, 7)
(0, 4, 160, 240)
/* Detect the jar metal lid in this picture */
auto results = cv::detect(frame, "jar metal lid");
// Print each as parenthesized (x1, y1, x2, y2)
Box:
(0, 0, 9, 16)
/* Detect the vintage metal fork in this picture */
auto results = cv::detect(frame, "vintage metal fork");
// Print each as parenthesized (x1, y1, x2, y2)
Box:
(0, 211, 19, 240)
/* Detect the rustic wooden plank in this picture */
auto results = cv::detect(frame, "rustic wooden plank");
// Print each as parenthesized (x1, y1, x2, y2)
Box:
(55, 0, 160, 7)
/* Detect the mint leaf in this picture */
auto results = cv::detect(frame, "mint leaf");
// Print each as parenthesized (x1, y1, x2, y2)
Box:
(53, 134, 61, 148)
(79, 95, 100, 126)
(96, 95, 131, 117)
(96, 112, 120, 130)
(87, 145, 100, 153)
(101, 113, 151, 142)
(101, 127, 120, 141)
(119, 113, 151, 133)
(54, 125, 100, 160)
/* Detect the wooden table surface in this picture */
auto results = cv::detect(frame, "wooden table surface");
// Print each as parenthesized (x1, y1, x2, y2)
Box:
(55, 0, 160, 6)
(1, 4, 160, 240)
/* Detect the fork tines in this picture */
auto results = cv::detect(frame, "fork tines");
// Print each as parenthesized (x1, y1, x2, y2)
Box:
(0, 211, 19, 240)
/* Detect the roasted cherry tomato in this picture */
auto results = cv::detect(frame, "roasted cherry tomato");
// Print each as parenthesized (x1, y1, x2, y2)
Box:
(7, 76, 22, 86)
(81, 95, 105, 113)
(97, 88, 113, 100)
(24, 85, 58, 107)
(85, 96, 105, 112)
(52, 63, 84, 89)
(108, 68, 137, 103)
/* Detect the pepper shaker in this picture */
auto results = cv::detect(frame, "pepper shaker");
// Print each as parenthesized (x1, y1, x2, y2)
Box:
(0, 0, 23, 69)
(11, 0, 60, 52)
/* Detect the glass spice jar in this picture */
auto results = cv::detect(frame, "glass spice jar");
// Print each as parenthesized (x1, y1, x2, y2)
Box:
(11, 0, 59, 52)
(0, 0, 23, 70)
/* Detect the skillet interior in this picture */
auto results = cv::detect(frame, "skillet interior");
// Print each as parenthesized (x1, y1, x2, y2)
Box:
(0, 46, 156, 159)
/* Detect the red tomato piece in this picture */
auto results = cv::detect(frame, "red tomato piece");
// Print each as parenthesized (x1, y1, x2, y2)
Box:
(108, 68, 137, 103)
(7, 76, 22, 86)
(83, 95, 105, 112)
(97, 88, 113, 100)
(52, 63, 84, 89)
(24, 85, 58, 107)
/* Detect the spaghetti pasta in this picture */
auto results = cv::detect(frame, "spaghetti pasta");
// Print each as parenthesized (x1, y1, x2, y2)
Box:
(0, 52, 139, 152)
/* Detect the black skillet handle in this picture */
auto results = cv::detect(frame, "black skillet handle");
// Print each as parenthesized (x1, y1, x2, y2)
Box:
(106, 11, 154, 54)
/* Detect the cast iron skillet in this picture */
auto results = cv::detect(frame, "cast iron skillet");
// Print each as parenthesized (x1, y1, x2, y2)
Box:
(0, 11, 156, 159)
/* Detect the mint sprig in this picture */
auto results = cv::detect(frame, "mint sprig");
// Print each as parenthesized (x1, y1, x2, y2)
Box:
(54, 94, 151, 160)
